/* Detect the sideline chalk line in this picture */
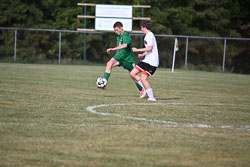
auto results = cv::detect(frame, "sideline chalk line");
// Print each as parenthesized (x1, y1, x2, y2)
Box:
(0, 122, 98, 127)
(86, 102, 250, 131)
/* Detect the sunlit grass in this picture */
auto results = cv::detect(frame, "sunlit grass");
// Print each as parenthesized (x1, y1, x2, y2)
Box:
(0, 63, 250, 167)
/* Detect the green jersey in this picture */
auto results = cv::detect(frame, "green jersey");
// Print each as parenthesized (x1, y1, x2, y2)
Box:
(114, 31, 135, 64)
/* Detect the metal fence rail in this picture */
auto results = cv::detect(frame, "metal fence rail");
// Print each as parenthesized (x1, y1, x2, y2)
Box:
(1, 27, 250, 72)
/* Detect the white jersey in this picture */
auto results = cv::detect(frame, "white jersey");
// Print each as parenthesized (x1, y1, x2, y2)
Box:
(142, 31, 159, 67)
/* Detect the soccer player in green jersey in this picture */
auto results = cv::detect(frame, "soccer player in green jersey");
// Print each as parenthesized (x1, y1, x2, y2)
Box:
(101, 21, 146, 98)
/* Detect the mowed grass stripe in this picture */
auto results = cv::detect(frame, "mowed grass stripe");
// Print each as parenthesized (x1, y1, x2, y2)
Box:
(0, 63, 250, 167)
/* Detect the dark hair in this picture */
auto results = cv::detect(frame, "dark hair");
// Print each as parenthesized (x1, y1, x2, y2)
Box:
(140, 20, 151, 30)
(113, 22, 123, 28)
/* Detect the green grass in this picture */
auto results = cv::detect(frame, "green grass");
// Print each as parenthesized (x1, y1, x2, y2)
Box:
(0, 63, 250, 167)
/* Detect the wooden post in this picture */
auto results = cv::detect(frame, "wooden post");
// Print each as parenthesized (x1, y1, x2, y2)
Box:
(14, 29, 17, 63)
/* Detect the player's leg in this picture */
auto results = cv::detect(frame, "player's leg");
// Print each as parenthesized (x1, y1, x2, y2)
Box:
(130, 67, 147, 98)
(98, 58, 119, 90)
(104, 58, 119, 81)
(130, 67, 141, 82)
(104, 53, 122, 81)
(130, 68, 144, 90)
(140, 73, 151, 89)
(124, 61, 145, 92)
(137, 62, 157, 101)
(140, 73, 156, 101)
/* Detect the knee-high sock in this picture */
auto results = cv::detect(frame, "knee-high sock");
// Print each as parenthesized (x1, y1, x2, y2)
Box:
(104, 72, 110, 80)
(146, 88, 155, 99)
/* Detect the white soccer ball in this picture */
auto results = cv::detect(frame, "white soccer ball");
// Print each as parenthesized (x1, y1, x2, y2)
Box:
(96, 77, 107, 88)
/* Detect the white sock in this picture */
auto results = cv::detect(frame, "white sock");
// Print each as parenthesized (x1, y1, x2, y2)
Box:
(137, 80, 145, 90)
(146, 88, 155, 99)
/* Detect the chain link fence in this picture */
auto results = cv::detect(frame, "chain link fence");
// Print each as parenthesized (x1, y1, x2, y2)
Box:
(1, 27, 250, 73)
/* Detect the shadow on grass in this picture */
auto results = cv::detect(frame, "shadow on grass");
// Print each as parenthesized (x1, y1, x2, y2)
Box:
(156, 97, 183, 101)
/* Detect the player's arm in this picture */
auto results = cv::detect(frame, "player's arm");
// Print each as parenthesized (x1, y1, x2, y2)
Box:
(138, 52, 146, 59)
(132, 46, 152, 53)
(107, 44, 128, 54)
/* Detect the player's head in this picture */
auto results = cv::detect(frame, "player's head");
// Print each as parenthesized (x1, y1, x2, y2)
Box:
(113, 22, 123, 28)
(140, 20, 151, 33)
(113, 21, 124, 35)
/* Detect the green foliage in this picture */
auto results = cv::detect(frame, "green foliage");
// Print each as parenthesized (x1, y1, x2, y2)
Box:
(0, 0, 249, 73)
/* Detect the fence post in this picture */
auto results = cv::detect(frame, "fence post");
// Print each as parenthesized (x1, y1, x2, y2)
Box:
(58, 32, 61, 64)
(83, 5, 87, 61)
(140, 8, 144, 48)
(222, 38, 227, 72)
(185, 37, 189, 68)
(14, 29, 17, 63)
(171, 38, 177, 73)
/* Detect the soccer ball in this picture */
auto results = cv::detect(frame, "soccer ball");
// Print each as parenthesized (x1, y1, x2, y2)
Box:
(96, 77, 107, 88)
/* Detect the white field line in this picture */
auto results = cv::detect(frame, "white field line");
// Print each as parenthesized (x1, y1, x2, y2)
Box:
(86, 102, 250, 131)
(0, 122, 98, 127)
(1, 103, 249, 130)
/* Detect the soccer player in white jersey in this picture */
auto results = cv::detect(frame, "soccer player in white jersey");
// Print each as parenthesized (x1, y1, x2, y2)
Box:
(130, 20, 159, 101)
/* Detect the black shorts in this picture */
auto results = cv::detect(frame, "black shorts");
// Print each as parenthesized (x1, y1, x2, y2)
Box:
(135, 61, 157, 76)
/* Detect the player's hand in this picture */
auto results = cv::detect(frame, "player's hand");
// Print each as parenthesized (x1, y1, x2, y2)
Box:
(106, 48, 112, 54)
(132, 47, 138, 52)
(138, 54, 144, 58)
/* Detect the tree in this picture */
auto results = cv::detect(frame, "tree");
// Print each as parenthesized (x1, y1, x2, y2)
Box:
(0, 0, 249, 72)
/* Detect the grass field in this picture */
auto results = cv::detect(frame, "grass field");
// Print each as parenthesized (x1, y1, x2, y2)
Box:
(0, 63, 250, 167)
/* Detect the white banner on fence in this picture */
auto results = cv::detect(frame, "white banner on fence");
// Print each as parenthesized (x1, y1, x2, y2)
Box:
(95, 18, 132, 32)
(96, 4, 132, 18)
(95, 4, 133, 31)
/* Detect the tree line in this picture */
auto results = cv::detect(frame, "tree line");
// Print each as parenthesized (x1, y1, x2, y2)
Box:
(0, 0, 249, 73)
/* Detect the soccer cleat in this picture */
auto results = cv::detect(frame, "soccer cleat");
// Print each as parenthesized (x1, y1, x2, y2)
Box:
(139, 88, 147, 98)
(147, 98, 157, 101)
